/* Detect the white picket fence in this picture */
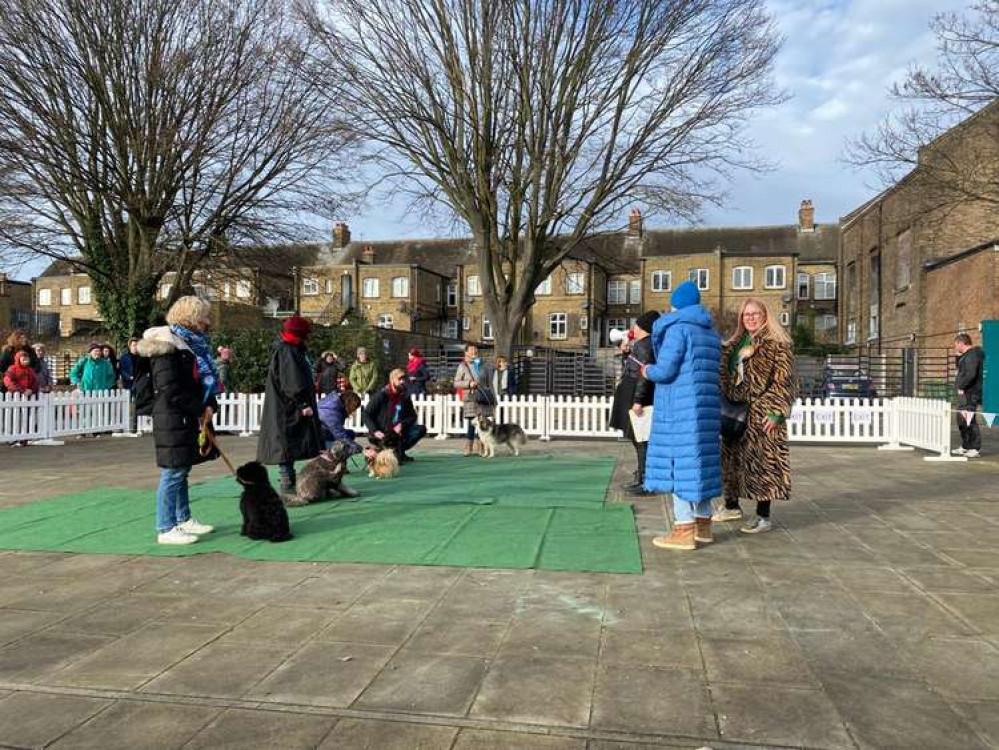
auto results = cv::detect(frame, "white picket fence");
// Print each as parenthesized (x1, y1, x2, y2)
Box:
(1, 390, 963, 459)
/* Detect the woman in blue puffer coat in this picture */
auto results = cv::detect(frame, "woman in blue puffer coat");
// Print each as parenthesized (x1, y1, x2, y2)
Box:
(641, 281, 722, 551)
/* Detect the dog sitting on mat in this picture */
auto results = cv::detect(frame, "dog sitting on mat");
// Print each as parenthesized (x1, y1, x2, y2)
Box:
(287, 440, 359, 506)
(364, 432, 401, 479)
(236, 461, 292, 542)
(475, 415, 528, 458)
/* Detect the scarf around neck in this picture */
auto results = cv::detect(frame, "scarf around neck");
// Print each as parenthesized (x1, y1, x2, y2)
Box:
(407, 356, 424, 375)
(170, 324, 219, 404)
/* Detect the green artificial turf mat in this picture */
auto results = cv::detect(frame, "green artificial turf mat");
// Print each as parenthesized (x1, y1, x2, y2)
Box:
(0, 453, 642, 574)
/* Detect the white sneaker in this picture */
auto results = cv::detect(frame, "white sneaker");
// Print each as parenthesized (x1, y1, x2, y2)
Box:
(952, 447, 968, 456)
(176, 518, 214, 535)
(712, 508, 743, 523)
(965, 449, 981, 458)
(157, 527, 198, 545)
(740, 516, 773, 534)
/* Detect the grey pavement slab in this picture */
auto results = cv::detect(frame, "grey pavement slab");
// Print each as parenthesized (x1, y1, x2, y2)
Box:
(469, 656, 595, 726)
(699, 634, 820, 688)
(318, 718, 458, 749)
(598, 626, 701, 669)
(48, 699, 220, 750)
(140, 642, 290, 699)
(453, 729, 586, 749)
(403, 614, 510, 657)
(354, 651, 488, 715)
(0, 692, 111, 748)
(0, 630, 115, 683)
(498, 609, 603, 659)
(182, 707, 336, 750)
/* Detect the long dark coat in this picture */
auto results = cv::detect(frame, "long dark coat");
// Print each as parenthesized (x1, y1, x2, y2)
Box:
(720, 336, 796, 503)
(137, 327, 218, 469)
(609, 336, 655, 437)
(257, 338, 322, 465)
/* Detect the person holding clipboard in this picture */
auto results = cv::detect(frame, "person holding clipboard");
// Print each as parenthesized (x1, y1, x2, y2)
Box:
(608, 311, 659, 496)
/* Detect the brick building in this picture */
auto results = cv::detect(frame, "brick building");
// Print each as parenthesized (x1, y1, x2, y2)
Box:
(839, 102, 999, 350)
(0, 273, 33, 335)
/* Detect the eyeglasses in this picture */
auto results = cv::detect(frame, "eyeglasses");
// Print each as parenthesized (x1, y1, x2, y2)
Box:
(743, 312, 764, 319)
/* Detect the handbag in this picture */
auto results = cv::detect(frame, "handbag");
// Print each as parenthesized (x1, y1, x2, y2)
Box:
(721, 361, 775, 442)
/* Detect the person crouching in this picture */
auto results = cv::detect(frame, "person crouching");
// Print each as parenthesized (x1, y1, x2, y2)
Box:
(362, 368, 426, 463)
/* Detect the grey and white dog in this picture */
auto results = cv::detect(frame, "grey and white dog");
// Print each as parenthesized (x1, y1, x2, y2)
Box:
(475, 415, 527, 458)
(286, 440, 359, 506)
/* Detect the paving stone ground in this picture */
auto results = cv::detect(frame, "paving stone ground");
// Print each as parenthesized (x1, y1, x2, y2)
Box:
(0, 433, 997, 749)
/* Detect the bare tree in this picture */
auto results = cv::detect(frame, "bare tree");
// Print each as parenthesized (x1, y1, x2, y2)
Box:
(847, 1, 999, 214)
(302, 0, 782, 356)
(0, 0, 351, 342)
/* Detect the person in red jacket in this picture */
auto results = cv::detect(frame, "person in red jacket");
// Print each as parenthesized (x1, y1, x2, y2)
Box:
(3, 349, 39, 396)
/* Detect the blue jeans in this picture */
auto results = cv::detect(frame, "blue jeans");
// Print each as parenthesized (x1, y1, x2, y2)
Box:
(399, 422, 426, 453)
(465, 418, 477, 440)
(673, 495, 713, 524)
(156, 467, 192, 532)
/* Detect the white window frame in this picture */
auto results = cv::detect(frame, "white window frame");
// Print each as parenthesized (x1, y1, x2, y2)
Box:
(549, 312, 567, 340)
(779, 311, 790, 327)
(607, 280, 627, 305)
(362, 278, 379, 298)
(815, 314, 837, 334)
(377, 313, 394, 329)
(868, 304, 879, 340)
(462, 316, 470, 331)
(482, 317, 494, 340)
(60, 287, 72, 306)
(446, 283, 458, 307)
(323, 278, 333, 295)
(566, 272, 585, 295)
(466, 275, 481, 297)
(797, 273, 810, 300)
(814, 272, 836, 300)
(235, 280, 252, 299)
(159, 283, 172, 300)
(391, 276, 409, 298)
(580, 315, 588, 331)
(445, 319, 459, 339)
(38, 288, 52, 306)
(689, 268, 709, 291)
(628, 279, 642, 304)
(764, 265, 786, 289)
(651, 270, 672, 293)
(535, 276, 552, 296)
(77, 286, 91, 305)
(846, 319, 857, 345)
(732, 266, 753, 291)
(301, 278, 319, 296)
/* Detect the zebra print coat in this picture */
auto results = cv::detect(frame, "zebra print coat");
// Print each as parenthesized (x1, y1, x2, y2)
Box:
(720, 336, 796, 503)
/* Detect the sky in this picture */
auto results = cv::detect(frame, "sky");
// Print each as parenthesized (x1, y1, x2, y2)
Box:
(4, 0, 968, 281)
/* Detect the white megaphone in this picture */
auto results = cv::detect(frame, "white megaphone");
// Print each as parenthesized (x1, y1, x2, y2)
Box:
(608, 328, 628, 345)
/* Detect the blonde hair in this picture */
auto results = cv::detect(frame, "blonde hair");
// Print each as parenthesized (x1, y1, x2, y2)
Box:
(389, 367, 406, 380)
(725, 298, 791, 346)
(165, 296, 212, 329)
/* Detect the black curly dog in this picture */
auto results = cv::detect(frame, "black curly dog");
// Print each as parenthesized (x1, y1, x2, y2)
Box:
(236, 461, 292, 542)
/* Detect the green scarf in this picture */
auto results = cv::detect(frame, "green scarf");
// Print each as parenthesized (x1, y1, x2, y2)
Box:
(728, 332, 752, 375)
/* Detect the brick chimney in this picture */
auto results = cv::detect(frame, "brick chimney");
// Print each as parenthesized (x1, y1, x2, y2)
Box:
(798, 200, 815, 233)
(628, 208, 643, 237)
(361, 245, 375, 264)
(333, 221, 351, 248)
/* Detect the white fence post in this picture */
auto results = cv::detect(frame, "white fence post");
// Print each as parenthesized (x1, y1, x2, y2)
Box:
(924, 399, 965, 462)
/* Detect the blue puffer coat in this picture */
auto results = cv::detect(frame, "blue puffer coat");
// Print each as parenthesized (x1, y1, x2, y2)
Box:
(643, 304, 722, 501)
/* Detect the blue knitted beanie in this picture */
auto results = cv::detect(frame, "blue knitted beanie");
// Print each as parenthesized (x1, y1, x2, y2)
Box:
(670, 280, 700, 309)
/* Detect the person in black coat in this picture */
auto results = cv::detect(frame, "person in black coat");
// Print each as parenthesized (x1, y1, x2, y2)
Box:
(608, 311, 659, 495)
(954, 333, 985, 457)
(137, 297, 220, 546)
(316, 350, 342, 395)
(257, 315, 323, 491)
(363, 367, 427, 462)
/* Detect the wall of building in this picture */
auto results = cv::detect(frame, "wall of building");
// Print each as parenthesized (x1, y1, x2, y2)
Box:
(0, 275, 32, 334)
(922, 247, 998, 348)
(718, 254, 797, 332)
(33, 273, 100, 336)
(796, 262, 838, 342)
(642, 251, 723, 320)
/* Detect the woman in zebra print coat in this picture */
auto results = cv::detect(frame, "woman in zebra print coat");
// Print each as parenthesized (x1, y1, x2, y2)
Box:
(715, 298, 797, 534)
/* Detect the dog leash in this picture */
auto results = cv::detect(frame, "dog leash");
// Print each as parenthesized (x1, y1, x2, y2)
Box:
(199, 414, 237, 476)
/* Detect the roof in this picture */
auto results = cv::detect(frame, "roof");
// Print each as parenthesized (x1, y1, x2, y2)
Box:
(923, 238, 999, 272)
(39, 258, 88, 277)
(331, 238, 475, 277)
(644, 224, 839, 262)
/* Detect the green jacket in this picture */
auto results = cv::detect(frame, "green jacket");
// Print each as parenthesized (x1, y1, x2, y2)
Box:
(70, 356, 117, 393)
(348, 360, 379, 393)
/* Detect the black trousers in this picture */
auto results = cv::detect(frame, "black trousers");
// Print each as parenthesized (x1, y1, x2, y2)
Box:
(632, 439, 648, 483)
(958, 410, 981, 451)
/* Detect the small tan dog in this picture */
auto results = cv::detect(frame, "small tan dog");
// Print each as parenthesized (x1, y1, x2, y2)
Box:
(368, 448, 400, 479)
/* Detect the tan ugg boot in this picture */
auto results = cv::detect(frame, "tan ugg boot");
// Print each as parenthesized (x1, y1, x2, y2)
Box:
(462, 440, 474, 457)
(694, 517, 713, 544)
(653, 523, 697, 551)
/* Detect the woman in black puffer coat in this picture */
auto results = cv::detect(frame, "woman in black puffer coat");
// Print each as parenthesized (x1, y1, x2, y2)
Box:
(137, 296, 220, 546)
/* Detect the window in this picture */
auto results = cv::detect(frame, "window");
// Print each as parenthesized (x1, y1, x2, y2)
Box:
(764, 265, 786, 289)
(237, 280, 253, 299)
(689, 268, 709, 291)
(436, 283, 442, 303)
(324, 278, 333, 295)
(814, 272, 836, 300)
(445, 319, 459, 339)
(362, 278, 379, 298)
(732, 266, 753, 290)
(869, 253, 880, 340)
(651, 270, 672, 293)
(535, 276, 552, 296)
(815, 314, 837, 335)
(846, 319, 857, 344)
(482, 317, 493, 340)
(566, 272, 585, 294)
(60, 287, 72, 306)
(896, 230, 912, 290)
(462, 316, 470, 330)
(779, 312, 790, 326)
(846, 263, 857, 311)
(549, 312, 567, 340)
(579, 315, 588, 331)
(38, 289, 52, 306)
(607, 318, 627, 337)
(446, 283, 457, 306)
(391, 276, 409, 298)
(301, 278, 319, 296)
(607, 280, 627, 304)
(377, 314, 394, 329)
(159, 283, 172, 300)
(466, 275, 480, 296)
(628, 279, 641, 304)
(193, 283, 213, 301)
(77, 286, 91, 305)
(868, 306, 879, 340)
(797, 273, 810, 300)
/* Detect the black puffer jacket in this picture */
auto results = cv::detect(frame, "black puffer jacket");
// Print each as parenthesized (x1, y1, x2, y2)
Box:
(137, 326, 218, 469)
(956, 346, 984, 406)
(609, 335, 656, 433)
(257, 338, 322, 464)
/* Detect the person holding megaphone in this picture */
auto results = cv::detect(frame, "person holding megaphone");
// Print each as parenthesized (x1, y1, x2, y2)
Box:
(608, 311, 660, 495)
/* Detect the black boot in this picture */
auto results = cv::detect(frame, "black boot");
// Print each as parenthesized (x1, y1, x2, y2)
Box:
(625, 443, 654, 496)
